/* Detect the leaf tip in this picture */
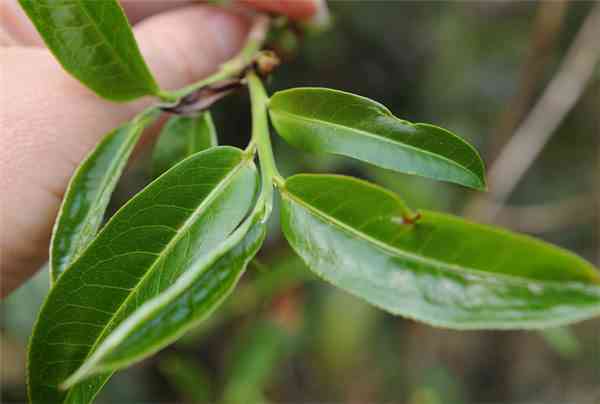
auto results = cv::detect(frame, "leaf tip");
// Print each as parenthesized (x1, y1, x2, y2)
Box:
(461, 169, 486, 191)
(60, 364, 90, 392)
(590, 270, 600, 285)
(476, 176, 488, 191)
(58, 378, 74, 392)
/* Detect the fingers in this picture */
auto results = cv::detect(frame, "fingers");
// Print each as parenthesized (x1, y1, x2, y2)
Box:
(1, 0, 321, 48)
(238, 0, 321, 20)
(0, 0, 196, 47)
(0, 5, 249, 297)
(120, 1, 192, 24)
(135, 6, 248, 91)
(0, 0, 323, 297)
(121, 0, 323, 22)
(0, 0, 43, 45)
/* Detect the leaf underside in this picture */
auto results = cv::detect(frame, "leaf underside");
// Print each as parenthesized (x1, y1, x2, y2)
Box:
(63, 205, 268, 386)
(269, 88, 486, 189)
(280, 174, 600, 329)
(19, 0, 159, 100)
(152, 113, 218, 178)
(28, 147, 258, 404)
(50, 109, 159, 283)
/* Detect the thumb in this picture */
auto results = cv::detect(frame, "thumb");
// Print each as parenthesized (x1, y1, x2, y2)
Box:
(0, 6, 248, 297)
(135, 6, 248, 92)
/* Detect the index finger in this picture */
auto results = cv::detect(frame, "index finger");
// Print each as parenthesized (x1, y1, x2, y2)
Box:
(1, 0, 321, 48)
(239, 0, 321, 20)
(120, 1, 192, 24)
(123, 0, 323, 21)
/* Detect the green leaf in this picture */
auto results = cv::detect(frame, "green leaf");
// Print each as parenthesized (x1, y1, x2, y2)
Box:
(61, 203, 267, 387)
(280, 174, 600, 329)
(152, 113, 218, 178)
(269, 88, 486, 189)
(19, 0, 159, 101)
(28, 147, 258, 404)
(50, 108, 159, 284)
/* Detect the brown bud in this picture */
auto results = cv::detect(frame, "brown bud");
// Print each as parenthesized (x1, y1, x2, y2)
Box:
(255, 51, 281, 77)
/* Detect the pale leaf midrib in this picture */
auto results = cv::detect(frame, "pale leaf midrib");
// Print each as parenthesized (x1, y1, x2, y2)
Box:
(64, 154, 249, 400)
(282, 188, 592, 288)
(76, 0, 150, 89)
(74, 209, 265, 381)
(271, 108, 480, 184)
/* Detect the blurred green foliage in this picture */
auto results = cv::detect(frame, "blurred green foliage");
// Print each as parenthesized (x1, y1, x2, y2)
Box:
(2, 1, 599, 403)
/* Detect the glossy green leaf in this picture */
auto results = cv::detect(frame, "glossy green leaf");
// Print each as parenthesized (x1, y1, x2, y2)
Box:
(269, 88, 486, 189)
(28, 147, 258, 404)
(152, 113, 218, 178)
(280, 174, 600, 329)
(62, 203, 267, 387)
(50, 108, 159, 284)
(19, 0, 159, 101)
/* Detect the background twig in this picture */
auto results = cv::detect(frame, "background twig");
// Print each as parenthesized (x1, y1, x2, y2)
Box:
(465, 3, 600, 222)
(491, 194, 594, 234)
(487, 0, 568, 162)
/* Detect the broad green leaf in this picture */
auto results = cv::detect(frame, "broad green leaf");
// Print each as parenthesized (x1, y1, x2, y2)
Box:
(280, 174, 600, 329)
(152, 113, 218, 178)
(19, 0, 159, 101)
(28, 147, 258, 404)
(62, 203, 267, 387)
(50, 108, 159, 284)
(269, 88, 486, 189)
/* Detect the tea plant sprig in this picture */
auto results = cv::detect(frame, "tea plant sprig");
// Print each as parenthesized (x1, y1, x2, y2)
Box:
(18, 1, 600, 403)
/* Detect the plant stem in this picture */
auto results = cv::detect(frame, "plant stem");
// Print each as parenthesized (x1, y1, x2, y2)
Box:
(160, 14, 271, 102)
(247, 71, 281, 214)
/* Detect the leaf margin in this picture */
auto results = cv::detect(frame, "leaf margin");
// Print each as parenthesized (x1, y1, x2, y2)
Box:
(50, 107, 160, 283)
(269, 87, 487, 189)
(279, 173, 600, 330)
(61, 199, 268, 388)
(18, 0, 160, 101)
(28, 146, 259, 404)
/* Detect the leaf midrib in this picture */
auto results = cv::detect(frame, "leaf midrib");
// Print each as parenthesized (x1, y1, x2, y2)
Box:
(76, 0, 150, 89)
(281, 188, 594, 288)
(73, 209, 265, 380)
(64, 153, 249, 399)
(270, 108, 480, 185)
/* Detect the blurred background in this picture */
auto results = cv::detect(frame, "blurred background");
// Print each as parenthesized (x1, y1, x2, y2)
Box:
(2, 1, 599, 403)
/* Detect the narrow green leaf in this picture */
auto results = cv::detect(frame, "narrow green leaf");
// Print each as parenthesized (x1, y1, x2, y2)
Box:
(280, 174, 600, 329)
(152, 113, 218, 178)
(269, 88, 486, 189)
(19, 0, 159, 101)
(28, 147, 258, 404)
(50, 108, 160, 284)
(62, 203, 267, 387)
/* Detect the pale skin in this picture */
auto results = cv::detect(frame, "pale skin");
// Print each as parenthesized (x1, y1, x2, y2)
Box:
(0, 0, 319, 297)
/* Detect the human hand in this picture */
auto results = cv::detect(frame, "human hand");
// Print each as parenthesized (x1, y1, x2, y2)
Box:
(0, 0, 322, 297)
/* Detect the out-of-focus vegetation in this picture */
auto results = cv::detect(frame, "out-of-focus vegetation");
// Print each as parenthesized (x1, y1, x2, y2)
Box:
(2, 1, 599, 402)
